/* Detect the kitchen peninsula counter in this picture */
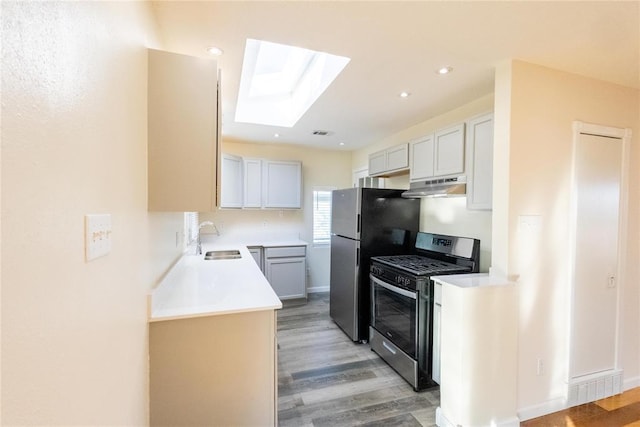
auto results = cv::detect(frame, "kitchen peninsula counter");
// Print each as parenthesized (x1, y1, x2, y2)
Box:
(149, 243, 283, 322)
(148, 237, 308, 426)
(431, 273, 519, 427)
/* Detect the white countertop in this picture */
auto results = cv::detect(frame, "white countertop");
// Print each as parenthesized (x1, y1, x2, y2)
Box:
(431, 273, 515, 288)
(149, 239, 309, 322)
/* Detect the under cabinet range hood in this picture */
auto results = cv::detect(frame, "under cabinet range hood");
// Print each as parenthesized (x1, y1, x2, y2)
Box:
(401, 176, 466, 198)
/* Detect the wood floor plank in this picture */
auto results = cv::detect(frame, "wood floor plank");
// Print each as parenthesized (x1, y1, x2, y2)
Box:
(597, 387, 640, 411)
(277, 292, 437, 426)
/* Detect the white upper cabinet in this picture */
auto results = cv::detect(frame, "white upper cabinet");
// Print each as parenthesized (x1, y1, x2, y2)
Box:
(222, 156, 302, 209)
(368, 150, 387, 176)
(466, 113, 494, 210)
(368, 143, 409, 177)
(434, 123, 466, 177)
(220, 154, 243, 208)
(262, 160, 302, 209)
(409, 123, 465, 181)
(147, 49, 219, 212)
(243, 158, 263, 208)
(409, 135, 435, 181)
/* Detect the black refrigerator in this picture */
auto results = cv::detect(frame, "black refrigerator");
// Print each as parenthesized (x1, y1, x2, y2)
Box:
(330, 188, 420, 342)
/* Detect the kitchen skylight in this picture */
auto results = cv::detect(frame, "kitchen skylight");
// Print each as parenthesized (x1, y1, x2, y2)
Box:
(235, 39, 350, 127)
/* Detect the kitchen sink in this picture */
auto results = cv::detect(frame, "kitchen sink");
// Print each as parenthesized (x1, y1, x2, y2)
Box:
(204, 250, 242, 260)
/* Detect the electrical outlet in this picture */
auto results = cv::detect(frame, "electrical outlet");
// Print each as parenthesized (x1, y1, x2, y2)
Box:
(537, 358, 544, 376)
(85, 214, 112, 261)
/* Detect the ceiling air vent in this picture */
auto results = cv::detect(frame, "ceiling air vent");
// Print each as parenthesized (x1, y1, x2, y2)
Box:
(312, 130, 332, 136)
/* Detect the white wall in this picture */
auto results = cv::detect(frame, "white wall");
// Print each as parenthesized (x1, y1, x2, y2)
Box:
(493, 60, 640, 418)
(352, 94, 495, 272)
(1, 2, 185, 424)
(200, 140, 352, 291)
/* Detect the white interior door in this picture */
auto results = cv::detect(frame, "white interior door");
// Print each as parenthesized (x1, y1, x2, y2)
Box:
(570, 129, 623, 378)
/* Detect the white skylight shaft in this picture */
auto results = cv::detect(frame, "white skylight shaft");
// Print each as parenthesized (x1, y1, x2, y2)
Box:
(235, 39, 350, 128)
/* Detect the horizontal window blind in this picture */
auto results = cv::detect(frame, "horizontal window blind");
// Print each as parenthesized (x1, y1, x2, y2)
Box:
(185, 212, 199, 247)
(313, 190, 332, 245)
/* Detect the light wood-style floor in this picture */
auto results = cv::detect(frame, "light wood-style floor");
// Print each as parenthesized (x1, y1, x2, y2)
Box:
(277, 292, 640, 427)
(522, 387, 640, 427)
(277, 292, 439, 427)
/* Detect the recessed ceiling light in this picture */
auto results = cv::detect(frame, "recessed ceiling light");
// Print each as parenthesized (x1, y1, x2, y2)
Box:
(339, 142, 345, 146)
(274, 133, 280, 138)
(206, 46, 223, 56)
(399, 91, 411, 98)
(437, 66, 453, 75)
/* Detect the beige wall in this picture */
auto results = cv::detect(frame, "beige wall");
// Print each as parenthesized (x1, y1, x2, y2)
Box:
(352, 94, 495, 272)
(1, 2, 185, 424)
(494, 60, 639, 417)
(200, 140, 352, 290)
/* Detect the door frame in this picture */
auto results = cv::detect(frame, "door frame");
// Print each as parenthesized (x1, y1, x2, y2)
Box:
(567, 121, 632, 389)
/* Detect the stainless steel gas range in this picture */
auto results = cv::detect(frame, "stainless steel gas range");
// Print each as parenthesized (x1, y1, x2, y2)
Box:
(369, 232, 480, 391)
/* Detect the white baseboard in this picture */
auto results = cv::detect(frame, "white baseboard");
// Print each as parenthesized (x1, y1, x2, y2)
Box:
(518, 372, 639, 422)
(518, 396, 568, 422)
(435, 407, 454, 427)
(308, 286, 329, 294)
(436, 406, 520, 427)
(624, 375, 640, 391)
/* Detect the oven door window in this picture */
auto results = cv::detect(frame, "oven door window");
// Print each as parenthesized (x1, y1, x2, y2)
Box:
(371, 276, 418, 358)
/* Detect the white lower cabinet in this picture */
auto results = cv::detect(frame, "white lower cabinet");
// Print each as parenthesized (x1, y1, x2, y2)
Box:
(264, 246, 306, 300)
(248, 246, 263, 271)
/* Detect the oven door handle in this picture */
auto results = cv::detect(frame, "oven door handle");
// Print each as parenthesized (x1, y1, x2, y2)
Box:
(370, 275, 417, 300)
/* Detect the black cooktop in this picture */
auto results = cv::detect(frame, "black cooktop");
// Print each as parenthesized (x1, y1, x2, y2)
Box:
(372, 254, 470, 276)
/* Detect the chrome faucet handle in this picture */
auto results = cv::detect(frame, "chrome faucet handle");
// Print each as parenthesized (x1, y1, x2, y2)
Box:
(199, 221, 214, 229)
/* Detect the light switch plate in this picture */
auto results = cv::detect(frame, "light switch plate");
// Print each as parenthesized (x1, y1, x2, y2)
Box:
(85, 214, 112, 261)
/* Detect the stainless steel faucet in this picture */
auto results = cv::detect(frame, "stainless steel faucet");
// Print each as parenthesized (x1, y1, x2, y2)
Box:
(196, 221, 218, 255)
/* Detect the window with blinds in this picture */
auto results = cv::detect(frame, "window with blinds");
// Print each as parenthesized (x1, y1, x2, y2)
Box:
(184, 212, 199, 247)
(312, 189, 333, 246)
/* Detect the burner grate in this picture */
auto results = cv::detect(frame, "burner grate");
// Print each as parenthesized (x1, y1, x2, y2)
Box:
(373, 255, 469, 276)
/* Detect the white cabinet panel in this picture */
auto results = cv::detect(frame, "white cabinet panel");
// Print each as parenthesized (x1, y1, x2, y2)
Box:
(248, 246, 263, 271)
(386, 144, 409, 172)
(220, 154, 243, 208)
(264, 245, 306, 300)
(150, 310, 277, 425)
(368, 144, 409, 177)
(243, 158, 263, 208)
(147, 49, 219, 212)
(409, 123, 465, 182)
(434, 123, 465, 176)
(265, 257, 306, 300)
(409, 135, 435, 181)
(368, 150, 387, 176)
(466, 114, 494, 210)
(262, 160, 302, 208)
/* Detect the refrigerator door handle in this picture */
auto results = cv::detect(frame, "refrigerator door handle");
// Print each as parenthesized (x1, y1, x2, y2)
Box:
(357, 214, 361, 234)
(356, 247, 360, 267)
